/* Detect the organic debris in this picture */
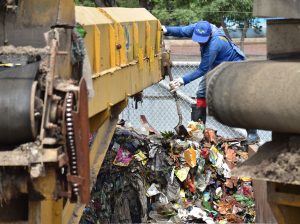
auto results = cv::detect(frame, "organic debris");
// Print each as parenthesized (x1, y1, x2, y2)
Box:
(81, 121, 255, 223)
(233, 138, 300, 185)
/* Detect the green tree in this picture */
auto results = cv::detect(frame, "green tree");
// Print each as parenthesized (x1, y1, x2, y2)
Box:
(151, 0, 200, 25)
(74, 0, 96, 6)
(75, 0, 117, 6)
(199, 0, 254, 50)
(151, 0, 254, 50)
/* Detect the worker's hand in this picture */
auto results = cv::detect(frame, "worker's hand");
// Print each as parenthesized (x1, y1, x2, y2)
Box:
(161, 25, 167, 34)
(169, 78, 184, 93)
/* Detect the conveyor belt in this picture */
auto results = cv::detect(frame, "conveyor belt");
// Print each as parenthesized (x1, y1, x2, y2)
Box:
(0, 62, 39, 145)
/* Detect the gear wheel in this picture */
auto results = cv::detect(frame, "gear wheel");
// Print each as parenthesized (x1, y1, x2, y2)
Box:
(65, 92, 79, 196)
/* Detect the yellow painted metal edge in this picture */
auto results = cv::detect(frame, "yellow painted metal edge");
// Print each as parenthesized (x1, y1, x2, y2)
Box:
(156, 20, 162, 54)
(138, 48, 144, 70)
(150, 47, 155, 71)
(94, 25, 101, 73)
(133, 22, 139, 60)
(97, 8, 116, 22)
(114, 23, 120, 66)
(109, 24, 116, 68)
(145, 21, 151, 58)
(118, 23, 127, 65)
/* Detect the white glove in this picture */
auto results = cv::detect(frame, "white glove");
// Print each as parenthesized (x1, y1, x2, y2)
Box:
(161, 25, 167, 34)
(169, 78, 184, 93)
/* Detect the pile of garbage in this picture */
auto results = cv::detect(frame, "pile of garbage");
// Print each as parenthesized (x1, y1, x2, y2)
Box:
(81, 121, 255, 223)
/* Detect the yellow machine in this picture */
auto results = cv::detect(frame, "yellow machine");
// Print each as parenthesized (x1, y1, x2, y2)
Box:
(0, 1, 163, 223)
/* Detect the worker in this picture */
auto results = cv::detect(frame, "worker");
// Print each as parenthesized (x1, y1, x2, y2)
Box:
(162, 21, 259, 144)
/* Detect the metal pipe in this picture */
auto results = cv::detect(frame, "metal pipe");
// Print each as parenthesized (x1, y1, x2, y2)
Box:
(207, 60, 300, 134)
(158, 81, 196, 105)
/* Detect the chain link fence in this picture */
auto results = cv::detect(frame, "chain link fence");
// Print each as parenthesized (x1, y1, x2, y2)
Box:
(121, 62, 271, 143)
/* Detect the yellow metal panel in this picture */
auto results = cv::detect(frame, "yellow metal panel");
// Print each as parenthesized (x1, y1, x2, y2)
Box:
(150, 47, 155, 71)
(88, 55, 162, 117)
(133, 23, 139, 59)
(136, 21, 146, 57)
(149, 20, 158, 55)
(94, 25, 101, 73)
(28, 168, 63, 224)
(29, 200, 63, 224)
(101, 7, 157, 22)
(75, 6, 112, 25)
(124, 23, 134, 62)
(146, 21, 151, 58)
(118, 23, 127, 65)
(77, 6, 162, 117)
(138, 48, 144, 70)
(98, 8, 116, 22)
(109, 24, 116, 68)
(99, 25, 111, 71)
(114, 23, 120, 66)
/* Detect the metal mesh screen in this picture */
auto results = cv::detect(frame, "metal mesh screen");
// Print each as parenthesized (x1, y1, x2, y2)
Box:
(121, 63, 271, 143)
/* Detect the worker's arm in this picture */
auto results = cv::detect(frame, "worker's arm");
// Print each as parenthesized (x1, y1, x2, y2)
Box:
(164, 23, 196, 38)
(182, 44, 219, 85)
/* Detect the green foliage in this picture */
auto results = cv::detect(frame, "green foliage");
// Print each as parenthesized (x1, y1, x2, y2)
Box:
(151, 0, 200, 25)
(150, 0, 254, 27)
(160, 130, 175, 139)
(152, 8, 199, 25)
(74, 0, 255, 32)
(74, 0, 96, 6)
(117, 0, 139, 7)
(199, 0, 253, 25)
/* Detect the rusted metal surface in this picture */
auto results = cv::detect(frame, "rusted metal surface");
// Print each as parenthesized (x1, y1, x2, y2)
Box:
(207, 60, 300, 134)
(56, 0, 75, 26)
(0, 0, 75, 47)
(72, 79, 90, 204)
(48, 39, 58, 96)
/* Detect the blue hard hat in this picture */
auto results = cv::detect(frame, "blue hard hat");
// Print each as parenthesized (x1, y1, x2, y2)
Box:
(192, 21, 212, 43)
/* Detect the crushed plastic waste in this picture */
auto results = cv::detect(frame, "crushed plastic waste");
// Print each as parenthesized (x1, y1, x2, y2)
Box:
(81, 121, 256, 223)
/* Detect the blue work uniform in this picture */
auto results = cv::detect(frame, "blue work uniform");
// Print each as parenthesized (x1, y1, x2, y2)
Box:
(165, 23, 246, 98)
